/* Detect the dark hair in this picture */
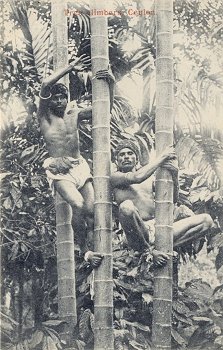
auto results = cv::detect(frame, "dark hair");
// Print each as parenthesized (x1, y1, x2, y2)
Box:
(115, 139, 140, 160)
(51, 83, 68, 99)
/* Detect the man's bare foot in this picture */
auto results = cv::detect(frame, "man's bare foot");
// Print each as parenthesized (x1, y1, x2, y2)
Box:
(84, 251, 104, 268)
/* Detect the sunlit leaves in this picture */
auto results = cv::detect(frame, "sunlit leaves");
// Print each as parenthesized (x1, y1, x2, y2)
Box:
(1, 324, 63, 350)
(176, 136, 223, 190)
(3, 197, 13, 210)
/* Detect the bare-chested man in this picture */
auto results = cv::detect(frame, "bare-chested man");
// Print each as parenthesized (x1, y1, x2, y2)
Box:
(111, 139, 214, 266)
(38, 56, 115, 267)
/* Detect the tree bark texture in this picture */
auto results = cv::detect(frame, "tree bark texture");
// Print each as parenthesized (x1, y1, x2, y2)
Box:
(51, 0, 77, 344)
(152, 1, 174, 349)
(90, 1, 114, 349)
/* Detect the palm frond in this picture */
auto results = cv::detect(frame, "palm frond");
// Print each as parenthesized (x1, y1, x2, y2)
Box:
(9, 2, 53, 80)
(112, 95, 138, 128)
(176, 136, 223, 190)
(67, 2, 90, 38)
(131, 0, 155, 40)
(195, 69, 223, 104)
(175, 66, 223, 143)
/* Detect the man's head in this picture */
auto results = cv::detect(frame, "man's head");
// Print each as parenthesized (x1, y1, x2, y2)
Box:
(115, 140, 140, 172)
(49, 83, 68, 117)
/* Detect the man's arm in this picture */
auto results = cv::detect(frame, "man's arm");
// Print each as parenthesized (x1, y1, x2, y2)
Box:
(40, 65, 71, 98)
(37, 64, 71, 119)
(38, 56, 90, 117)
(111, 146, 176, 187)
(40, 55, 89, 96)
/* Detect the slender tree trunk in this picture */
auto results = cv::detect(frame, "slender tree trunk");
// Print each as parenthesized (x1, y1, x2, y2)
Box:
(152, 1, 174, 349)
(32, 264, 44, 327)
(215, 93, 222, 142)
(51, 0, 77, 345)
(17, 261, 24, 338)
(90, 1, 114, 349)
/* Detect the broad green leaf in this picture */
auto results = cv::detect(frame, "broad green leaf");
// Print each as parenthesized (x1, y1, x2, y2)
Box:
(125, 321, 151, 332)
(0, 319, 14, 332)
(20, 243, 28, 253)
(42, 320, 67, 328)
(27, 228, 37, 237)
(15, 199, 23, 209)
(184, 279, 213, 303)
(3, 197, 12, 210)
(0, 172, 12, 181)
(20, 145, 37, 164)
(44, 335, 58, 350)
(10, 187, 21, 201)
(173, 300, 191, 316)
(192, 316, 214, 325)
(28, 330, 44, 348)
(21, 339, 29, 350)
(128, 339, 147, 350)
(127, 266, 138, 277)
(214, 335, 223, 345)
(9, 242, 19, 261)
(171, 329, 187, 346)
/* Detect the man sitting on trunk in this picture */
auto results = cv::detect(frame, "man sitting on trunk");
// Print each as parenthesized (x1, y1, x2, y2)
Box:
(38, 56, 115, 267)
(111, 139, 214, 266)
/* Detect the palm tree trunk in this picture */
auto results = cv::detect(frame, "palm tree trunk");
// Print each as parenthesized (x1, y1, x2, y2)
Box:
(32, 264, 44, 326)
(51, 0, 77, 344)
(17, 261, 24, 338)
(90, 1, 113, 349)
(152, 1, 174, 349)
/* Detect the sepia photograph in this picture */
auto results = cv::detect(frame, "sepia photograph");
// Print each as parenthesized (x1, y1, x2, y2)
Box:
(1, 0, 223, 349)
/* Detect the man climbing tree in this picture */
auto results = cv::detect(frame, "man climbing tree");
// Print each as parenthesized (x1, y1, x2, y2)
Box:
(38, 56, 115, 267)
(111, 139, 214, 265)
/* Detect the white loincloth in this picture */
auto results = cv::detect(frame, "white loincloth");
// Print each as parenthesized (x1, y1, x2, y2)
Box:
(43, 156, 92, 195)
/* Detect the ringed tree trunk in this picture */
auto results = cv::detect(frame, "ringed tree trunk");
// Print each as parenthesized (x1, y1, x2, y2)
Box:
(17, 261, 24, 338)
(90, 1, 114, 349)
(51, 0, 77, 345)
(152, 1, 174, 349)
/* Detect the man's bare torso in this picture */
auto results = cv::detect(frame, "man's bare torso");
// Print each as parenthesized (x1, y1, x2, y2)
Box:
(40, 106, 80, 158)
(114, 176, 155, 221)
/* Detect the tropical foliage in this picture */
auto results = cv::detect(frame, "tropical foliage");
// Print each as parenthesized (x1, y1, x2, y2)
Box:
(1, 0, 223, 349)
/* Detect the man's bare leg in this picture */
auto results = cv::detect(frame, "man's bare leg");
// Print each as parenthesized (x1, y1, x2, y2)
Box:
(55, 179, 85, 211)
(119, 200, 171, 266)
(79, 180, 94, 220)
(119, 200, 151, 252)
(173, 214, 213, 248)
(80, 180, 104, 267)
(54, 179, 87, 246)
(55, 179, 103, 267)
(54, 180, 89, 250)
(79, 180, 94, 249)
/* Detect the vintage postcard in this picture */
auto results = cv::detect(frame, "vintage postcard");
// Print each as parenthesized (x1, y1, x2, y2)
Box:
(1, 1, 223, 349)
